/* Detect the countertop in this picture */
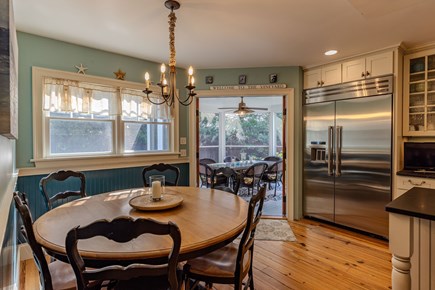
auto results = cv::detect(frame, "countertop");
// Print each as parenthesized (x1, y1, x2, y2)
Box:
(397, 169, 435, 179)
(386, 187, 435, 220)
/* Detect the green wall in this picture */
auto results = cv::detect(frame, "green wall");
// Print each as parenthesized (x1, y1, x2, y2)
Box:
(16, 32, 189, 168)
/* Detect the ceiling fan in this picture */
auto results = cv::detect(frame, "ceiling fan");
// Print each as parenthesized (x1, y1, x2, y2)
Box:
(218, 97, 268, 115)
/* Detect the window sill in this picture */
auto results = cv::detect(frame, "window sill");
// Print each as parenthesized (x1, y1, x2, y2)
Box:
(19, 153, 188, 176)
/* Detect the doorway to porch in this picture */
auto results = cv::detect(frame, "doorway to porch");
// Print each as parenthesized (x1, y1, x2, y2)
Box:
(196, 95, 286, 217)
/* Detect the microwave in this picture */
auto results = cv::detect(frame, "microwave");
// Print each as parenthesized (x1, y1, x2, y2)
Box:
(404, 142, 435, 170)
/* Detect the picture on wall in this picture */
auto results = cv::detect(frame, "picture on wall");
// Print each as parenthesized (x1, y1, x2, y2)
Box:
(0, 0, 18, 139)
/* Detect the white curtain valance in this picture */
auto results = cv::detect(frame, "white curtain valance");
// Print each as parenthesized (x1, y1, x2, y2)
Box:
(43, 77, 118, 115)
(121, 88, 172, 121)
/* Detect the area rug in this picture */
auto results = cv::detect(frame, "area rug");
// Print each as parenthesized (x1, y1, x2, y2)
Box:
(254, 219, 297, 242)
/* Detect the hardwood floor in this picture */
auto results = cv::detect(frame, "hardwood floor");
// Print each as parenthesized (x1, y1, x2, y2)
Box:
(20, 219, 392, 290)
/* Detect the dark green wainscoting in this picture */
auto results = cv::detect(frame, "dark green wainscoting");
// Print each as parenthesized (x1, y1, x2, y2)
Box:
(16, 163, 190, 219)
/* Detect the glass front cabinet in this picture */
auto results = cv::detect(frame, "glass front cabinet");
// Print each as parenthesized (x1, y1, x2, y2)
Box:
(404, 48, 435, 136)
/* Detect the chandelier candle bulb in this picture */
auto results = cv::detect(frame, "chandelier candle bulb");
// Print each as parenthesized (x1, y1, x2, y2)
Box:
(191, 76, 195, 86)
(160, 63, 166, 82)
(188, 66, 194, 86)
(145, 72, 150, 90)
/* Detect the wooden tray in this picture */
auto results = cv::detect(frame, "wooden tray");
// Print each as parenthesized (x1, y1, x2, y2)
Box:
(129, 194, 183, 211)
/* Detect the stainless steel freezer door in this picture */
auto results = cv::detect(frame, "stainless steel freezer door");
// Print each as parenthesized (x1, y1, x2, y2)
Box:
(334, 94, 392, 237)
(303, 102, 335, 222)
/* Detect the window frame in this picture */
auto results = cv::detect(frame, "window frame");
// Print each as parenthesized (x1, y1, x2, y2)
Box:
(32, 67, 180, 171)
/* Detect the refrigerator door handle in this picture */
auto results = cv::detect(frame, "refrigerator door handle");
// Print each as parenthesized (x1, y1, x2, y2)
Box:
(336, 126, 342, 176)
(327, 126, 334, 176)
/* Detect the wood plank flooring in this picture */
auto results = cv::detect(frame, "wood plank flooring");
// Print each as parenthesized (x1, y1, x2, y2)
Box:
(20, 219, 392, 290)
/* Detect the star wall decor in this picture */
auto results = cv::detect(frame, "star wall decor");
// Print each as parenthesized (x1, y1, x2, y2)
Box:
(75, 64, 88, 74)
(114, 69, 126, 80)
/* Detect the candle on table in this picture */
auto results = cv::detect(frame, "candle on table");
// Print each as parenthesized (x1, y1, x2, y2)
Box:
(152, 180, 161, 199)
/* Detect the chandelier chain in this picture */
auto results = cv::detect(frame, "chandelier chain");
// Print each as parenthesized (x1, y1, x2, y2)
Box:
(168, 11, 177, 67)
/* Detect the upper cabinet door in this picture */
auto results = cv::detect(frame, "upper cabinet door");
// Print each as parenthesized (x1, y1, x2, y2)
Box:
(321, 63, 342, 86)
(342, 58, 366, 82)
(342, 51, 393, 83)
(304, 68, 322, 89)
(366, 51, 393, 78)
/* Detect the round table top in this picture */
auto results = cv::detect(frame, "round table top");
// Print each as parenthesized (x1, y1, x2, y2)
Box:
(33, 186, 248, 265)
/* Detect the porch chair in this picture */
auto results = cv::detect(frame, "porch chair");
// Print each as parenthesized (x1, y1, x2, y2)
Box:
(261, 160, 283, 196)
(13, 191, 76, 290)
(263, 156, 282, 162)
(66, 217, 182, 290)
(183, 185, 267, 290)
(142, 163, 180, 187)
(239, 162, 268, 196)
(211, 167, 241, 195)
(199, 158, 216, 188)
(39, 169, 87, 211)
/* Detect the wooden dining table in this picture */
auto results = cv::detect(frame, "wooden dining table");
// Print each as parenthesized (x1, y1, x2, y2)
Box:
(33, 186, 248, 267)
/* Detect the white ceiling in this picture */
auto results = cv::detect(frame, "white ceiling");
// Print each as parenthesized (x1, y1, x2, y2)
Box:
(12, 0, 435, 69)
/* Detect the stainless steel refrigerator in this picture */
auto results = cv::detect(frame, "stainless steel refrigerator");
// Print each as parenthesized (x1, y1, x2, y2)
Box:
(303, 75, 393, 238)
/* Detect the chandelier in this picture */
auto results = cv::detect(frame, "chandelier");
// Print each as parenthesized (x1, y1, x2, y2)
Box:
(143, 0, 196, 107)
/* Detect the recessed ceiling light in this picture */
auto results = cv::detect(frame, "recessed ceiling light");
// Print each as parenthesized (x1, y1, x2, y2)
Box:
(325, 50, 338, 56)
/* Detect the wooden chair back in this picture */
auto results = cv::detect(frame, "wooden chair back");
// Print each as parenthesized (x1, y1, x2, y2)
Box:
(66, 216, 181, 290)
(211, 167, 240, 195)
(39, 170, 86, 210)
(235, 185, 266, 286)
(142, 163, 180, 187)
(13, 191, 54, 290)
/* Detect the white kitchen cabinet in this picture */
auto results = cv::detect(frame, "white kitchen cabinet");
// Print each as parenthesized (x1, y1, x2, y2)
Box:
(396, 175, 435, 197)
(342, 51, 393, 82)
(303, 63, 341, 89)
(403, 48, 435, 136)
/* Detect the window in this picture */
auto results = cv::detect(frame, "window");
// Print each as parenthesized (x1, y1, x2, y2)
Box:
(33, 67, 178, 165)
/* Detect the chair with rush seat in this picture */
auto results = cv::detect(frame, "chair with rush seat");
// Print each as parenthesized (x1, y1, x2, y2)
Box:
(66, 217, 182, 290)
(13, 191, 76, 290)
(39, 170, 87, 211)
(183, 186, 266, 290)
(142, 163, 180, 187)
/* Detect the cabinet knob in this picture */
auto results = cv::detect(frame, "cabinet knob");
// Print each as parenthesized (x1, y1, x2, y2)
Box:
(366, 71, 370, 77)
(321, 81, 325, 86)
(361, 72, 365, 77)
(317, 81, 321, 86)
(408, 179, 426, 186)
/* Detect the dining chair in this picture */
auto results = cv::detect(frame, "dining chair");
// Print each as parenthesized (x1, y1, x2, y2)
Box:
(261, 160, 283, 196)
(142, 163, 180, 187)
(13, 191, 77, 290)
(263, 156, 282, 162)
(223, 156, 240, 162)
(183, 185, 267, 290)
(239, 162, 268, 196)
(211, 167, 240, 195)
(39, 170, 87, 211)
(65, 216, 182, 290)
